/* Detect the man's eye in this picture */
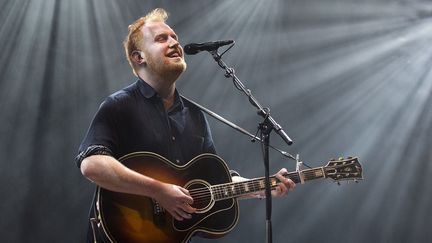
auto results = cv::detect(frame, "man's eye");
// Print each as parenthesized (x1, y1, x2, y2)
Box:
(156, 36, 167, 42)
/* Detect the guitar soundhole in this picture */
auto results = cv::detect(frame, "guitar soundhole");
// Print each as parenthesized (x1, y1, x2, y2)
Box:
(185, 179, 214, 213)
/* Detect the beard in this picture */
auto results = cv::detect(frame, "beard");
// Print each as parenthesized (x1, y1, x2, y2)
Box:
(144, 50, 187, 81)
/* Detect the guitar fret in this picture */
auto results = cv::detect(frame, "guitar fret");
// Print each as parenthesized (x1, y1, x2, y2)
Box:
(258, 180, 263, 190)
(214, 185, 223, 200)
(234, 184, 242, 195)
(211, 186, 217, 200)
(287, 172, 301, 184)
(249, 180, 257, 193)
(301, 168, 324, 181)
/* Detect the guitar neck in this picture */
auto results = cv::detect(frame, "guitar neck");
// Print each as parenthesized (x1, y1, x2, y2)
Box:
(211, 167, 326, 201)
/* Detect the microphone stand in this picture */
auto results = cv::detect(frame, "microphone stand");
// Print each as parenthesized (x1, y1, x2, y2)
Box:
(208, 49, 293, 243)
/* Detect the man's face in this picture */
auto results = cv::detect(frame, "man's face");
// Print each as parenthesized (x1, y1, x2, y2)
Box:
(140, 21, 186, 78)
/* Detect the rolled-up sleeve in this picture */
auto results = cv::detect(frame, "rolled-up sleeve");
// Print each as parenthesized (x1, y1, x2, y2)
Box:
(76, 97, 119, 168)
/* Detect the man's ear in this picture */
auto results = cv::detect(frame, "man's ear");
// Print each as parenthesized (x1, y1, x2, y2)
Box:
(131, 50, 146, 65)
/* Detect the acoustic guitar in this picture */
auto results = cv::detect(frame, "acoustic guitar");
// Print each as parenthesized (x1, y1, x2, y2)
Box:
(94, 152, 362, 243)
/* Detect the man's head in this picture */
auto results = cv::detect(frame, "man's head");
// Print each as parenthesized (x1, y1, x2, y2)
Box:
(124, 8, 186, 80)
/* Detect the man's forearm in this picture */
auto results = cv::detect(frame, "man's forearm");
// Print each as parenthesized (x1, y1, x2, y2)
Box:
(80, 154, 164, 198)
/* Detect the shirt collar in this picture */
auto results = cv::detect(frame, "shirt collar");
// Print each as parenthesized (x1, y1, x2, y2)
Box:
(137, 78, 158, 99)
(137, 78, 185, 111)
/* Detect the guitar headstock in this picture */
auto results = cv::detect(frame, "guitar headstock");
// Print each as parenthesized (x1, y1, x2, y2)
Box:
(324, 157, 363, 182)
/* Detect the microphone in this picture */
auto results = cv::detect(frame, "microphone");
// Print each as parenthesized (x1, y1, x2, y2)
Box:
(184, 40, 234, 55)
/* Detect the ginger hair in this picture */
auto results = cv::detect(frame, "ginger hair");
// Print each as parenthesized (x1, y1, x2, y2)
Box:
(123, 8, 169, 76)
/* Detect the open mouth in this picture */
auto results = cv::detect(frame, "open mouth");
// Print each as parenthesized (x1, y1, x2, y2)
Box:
(167, 51, 181, 58)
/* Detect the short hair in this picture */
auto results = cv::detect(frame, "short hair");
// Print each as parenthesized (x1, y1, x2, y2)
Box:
(123, 8, 169, 76)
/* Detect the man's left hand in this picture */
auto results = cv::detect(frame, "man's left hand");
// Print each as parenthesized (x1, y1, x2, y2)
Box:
(272, 168, 295, 198)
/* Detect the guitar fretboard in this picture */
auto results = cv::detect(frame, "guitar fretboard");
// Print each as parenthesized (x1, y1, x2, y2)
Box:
(211, 167, 325, 200)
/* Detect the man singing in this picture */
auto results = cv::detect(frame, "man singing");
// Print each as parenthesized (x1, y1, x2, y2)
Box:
(76, 8, 295, 242)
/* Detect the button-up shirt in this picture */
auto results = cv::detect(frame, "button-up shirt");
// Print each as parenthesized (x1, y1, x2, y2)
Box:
(76, 78, 216, 166)
(76, 78, 218, 242)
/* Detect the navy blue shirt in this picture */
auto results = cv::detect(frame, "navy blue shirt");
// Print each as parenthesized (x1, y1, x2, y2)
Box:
(77, 79, 216, 166)
(76, 79, 217, 242)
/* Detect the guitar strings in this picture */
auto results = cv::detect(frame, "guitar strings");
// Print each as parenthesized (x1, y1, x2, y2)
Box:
(190, 184, 282, 204)
(189, 171, 305, 196)
(185, 167, 358, 204)
(188, 182, 263, 200)
(188, 180, 280, 203)
(187, 179, 269, 196)
(186, 167, 351, 199)
(184, 172, 311, 205)
(189, 171, 331, 205)
(186, 173, 303, 199)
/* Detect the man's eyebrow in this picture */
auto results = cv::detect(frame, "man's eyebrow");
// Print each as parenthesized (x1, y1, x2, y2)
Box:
(154, 32, 178, 40)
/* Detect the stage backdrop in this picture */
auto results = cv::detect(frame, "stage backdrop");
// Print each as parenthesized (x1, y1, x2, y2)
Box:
(1, 0, 432, 242)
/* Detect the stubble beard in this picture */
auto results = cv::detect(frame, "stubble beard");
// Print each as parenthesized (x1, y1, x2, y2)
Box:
(146, 53, 187, 81)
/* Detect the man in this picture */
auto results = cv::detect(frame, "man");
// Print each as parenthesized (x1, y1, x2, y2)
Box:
(76, 8, 295, 242)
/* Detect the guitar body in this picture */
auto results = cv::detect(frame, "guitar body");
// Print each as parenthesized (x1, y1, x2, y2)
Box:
(96, 152, 239, 243)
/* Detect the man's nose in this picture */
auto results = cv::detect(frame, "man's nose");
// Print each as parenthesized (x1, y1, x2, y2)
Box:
(168, 36, 179, 48)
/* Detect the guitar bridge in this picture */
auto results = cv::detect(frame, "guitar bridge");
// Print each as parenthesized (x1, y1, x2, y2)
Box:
(152, 199, 165, 214)
(152, 199, 166, 227)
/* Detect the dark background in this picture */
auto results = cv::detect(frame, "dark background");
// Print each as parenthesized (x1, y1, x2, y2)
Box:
(1, 0, 432, 242)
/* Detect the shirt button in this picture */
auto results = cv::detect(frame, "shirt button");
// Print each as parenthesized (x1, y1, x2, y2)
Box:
(171, 136, 176, 141)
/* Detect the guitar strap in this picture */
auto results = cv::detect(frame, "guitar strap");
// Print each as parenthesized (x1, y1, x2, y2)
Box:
(89, 217, 99, 243)
(89, 190, 107, 243)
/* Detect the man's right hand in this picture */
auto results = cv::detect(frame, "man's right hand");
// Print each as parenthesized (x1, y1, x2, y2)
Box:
(154, 183, 197, 221)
